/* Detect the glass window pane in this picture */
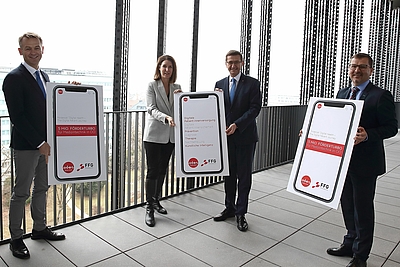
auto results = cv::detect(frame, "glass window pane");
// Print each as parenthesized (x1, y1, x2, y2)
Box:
(197, 0, 242, 92)
(0, 0, 115, 111)
(165, 0, 194, 92)
(128, 1, 159, 109)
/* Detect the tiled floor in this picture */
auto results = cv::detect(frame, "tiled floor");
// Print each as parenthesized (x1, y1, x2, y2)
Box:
(1, 134, 400, 267)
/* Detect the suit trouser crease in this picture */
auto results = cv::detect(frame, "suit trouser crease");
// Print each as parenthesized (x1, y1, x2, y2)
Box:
(9, 150, 48, 239)
(341, 171, 377, 261)
(224, 141, 255, 215)
(144, 141, 174, 203)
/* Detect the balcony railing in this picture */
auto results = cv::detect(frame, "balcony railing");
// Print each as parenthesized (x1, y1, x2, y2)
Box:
(0, 105, 307, 242)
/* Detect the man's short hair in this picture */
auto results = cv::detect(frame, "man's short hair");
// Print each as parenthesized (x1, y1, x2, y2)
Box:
(18, 32, 43, 48)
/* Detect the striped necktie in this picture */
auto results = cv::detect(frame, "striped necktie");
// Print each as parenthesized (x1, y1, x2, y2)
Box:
(349, 87, 359, 100)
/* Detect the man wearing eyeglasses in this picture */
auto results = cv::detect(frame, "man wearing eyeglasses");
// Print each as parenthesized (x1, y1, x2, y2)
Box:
(213, 50, 261, 232)
(326, 53, 397, 267)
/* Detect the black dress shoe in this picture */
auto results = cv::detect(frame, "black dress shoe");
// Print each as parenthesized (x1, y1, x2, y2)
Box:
(213, 209, 235, 222)
(327, 244, 353, 257)
(31, 227, 65, 240)
(236, 215, 248, 232)
(346, 256, 366, 267)
(145, 204, 155, 227)
(153, 199, 167, 214)
(10, 238, 30, 259)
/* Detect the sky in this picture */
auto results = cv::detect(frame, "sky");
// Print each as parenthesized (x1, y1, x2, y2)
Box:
(0, 0, 373, 105)
(0, 1, 115, 72)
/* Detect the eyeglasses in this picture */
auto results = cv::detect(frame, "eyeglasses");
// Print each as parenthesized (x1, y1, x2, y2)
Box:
(348, 64, 370, 70)
(226, 61, 242, 66)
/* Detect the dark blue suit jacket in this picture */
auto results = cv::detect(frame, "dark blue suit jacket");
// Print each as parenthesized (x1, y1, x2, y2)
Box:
(2, 64, 49, 150)
(337, 82, 398, 176)
(215, 73, 261, 145)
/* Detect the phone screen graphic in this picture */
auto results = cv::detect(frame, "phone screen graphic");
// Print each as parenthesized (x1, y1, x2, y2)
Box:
(53, 86, 101, 180)
(179, 93, 223, 174)
(293, 101, 355, 202)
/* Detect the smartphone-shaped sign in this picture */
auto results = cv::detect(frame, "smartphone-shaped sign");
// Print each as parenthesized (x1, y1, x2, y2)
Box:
(53, 86, 101, 180)
(293, 100, 356, 202)
(179, 93, 223, 174)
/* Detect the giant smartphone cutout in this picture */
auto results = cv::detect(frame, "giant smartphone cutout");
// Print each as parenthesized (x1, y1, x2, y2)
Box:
(53, 85, 101, 180)
(293, 100, 356, 202)
(179, 93, 223, 174)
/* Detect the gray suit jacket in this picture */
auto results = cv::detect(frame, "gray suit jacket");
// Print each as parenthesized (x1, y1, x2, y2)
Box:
(143, 80, 181, 143)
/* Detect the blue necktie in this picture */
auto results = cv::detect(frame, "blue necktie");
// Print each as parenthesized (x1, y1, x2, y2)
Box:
(230, 78, 236, 103)
(35, 70, 46, 98)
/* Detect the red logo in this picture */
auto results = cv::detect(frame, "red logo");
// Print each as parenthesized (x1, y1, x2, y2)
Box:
(58, 89, 64, 94)
(183, 97, 189, 102)
(317, 103, 322, 109)
(188, 158, 198, 168)
(63, 162, 74, 173)
(301, 175, 311, 187)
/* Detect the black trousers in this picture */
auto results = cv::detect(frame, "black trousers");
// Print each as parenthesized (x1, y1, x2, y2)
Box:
(341, 170, 377, 261)
(224, 141, 256, 216)
(144, 141, 174, 202)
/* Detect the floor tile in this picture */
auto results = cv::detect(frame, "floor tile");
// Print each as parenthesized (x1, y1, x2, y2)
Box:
(87, 253, 142, 267)
(163, 228, 254, 267)
(126, 239, 209, 267)
(81, 214, 155, 251)
(49, 224, 120, 266)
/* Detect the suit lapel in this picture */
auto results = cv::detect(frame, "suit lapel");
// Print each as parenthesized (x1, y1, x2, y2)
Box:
(156, 80, 171, 112)
(223, 77, 231, 106)
(40, 70, 50, 83)
(345, 88, 352, 99)
(359, 82, 372, 100)
(19, 64, 46, 97)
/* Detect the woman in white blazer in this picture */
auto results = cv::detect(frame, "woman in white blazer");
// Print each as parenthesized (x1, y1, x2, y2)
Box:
(143, 55, 181, 227)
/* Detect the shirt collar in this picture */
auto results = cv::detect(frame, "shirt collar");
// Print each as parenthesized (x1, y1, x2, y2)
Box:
(352, 80, 370, 92)
(22, 61, 39, 77)
(230, 72, 242, 82)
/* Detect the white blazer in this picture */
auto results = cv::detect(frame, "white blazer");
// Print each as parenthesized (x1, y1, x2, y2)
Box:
(143, 80, 181, 143)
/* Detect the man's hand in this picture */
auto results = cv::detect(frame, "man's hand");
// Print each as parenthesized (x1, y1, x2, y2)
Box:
(39, 142, 51, 164)
(226, 123, 237, 136)
(68, 81, 81, 85)
(354, 126, 367, 145)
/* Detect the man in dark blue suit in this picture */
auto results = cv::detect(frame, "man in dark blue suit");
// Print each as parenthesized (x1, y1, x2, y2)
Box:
(326, 53, 398, 267)
(213, 50, 261, 232)
(3, 32, 65, 259)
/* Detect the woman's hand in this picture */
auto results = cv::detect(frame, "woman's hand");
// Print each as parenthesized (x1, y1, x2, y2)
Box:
(166, 116, 176, 127)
